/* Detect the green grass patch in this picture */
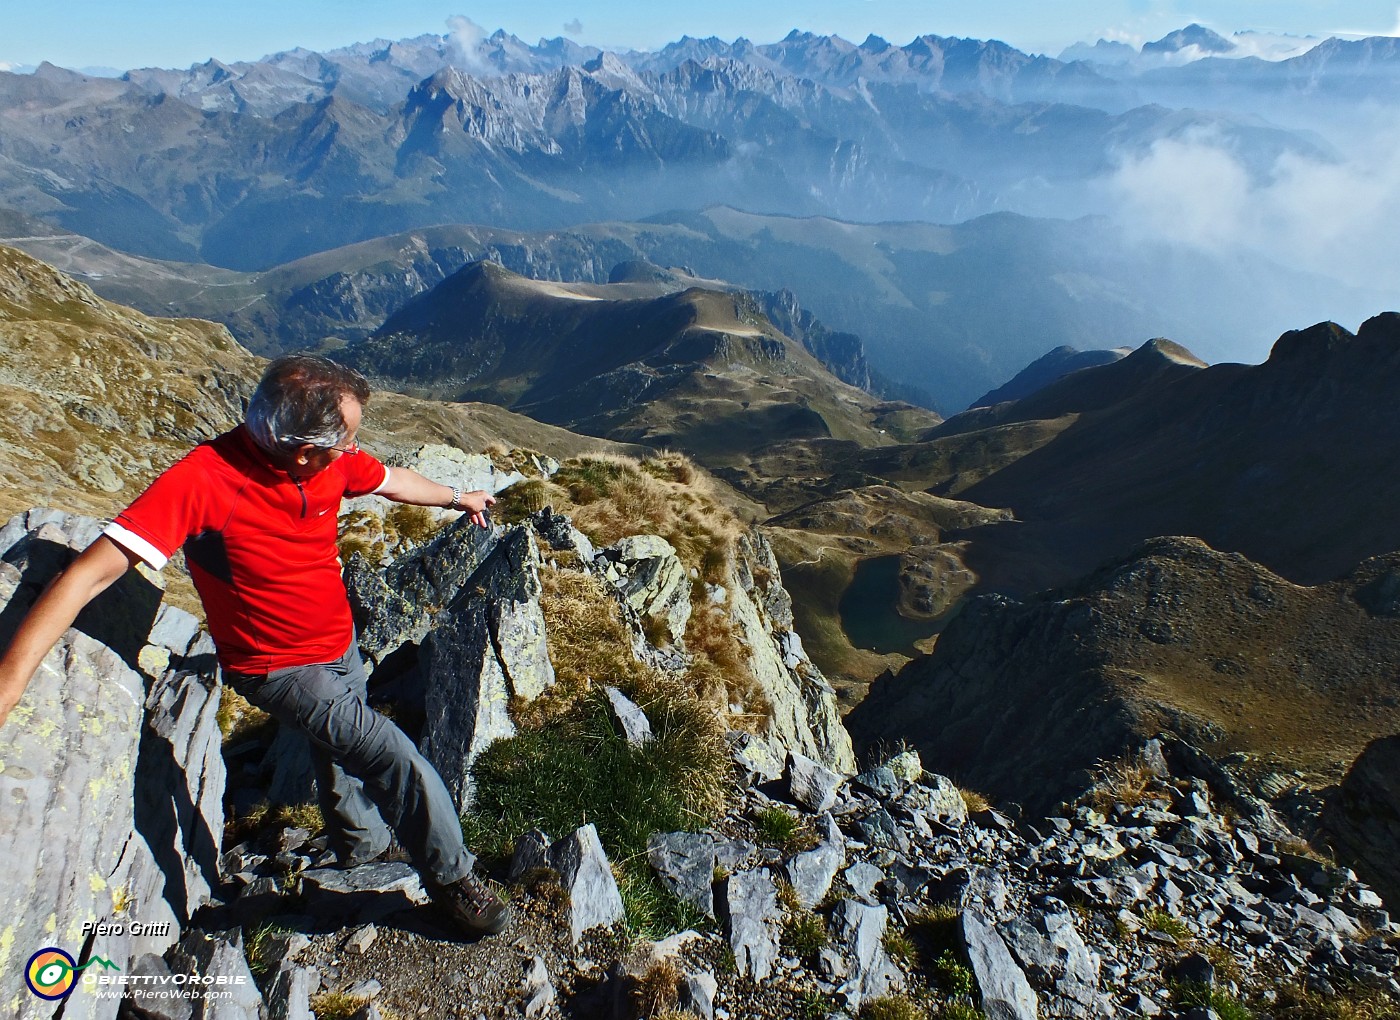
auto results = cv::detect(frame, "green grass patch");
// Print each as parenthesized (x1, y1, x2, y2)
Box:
(614, 862, 711, 941)
(782, 911, 830, 958)
(883, 926, 917, 964)
(462, 690, 725, 862)
(1173, 982, 1255, 1020)
(908, 903, 962, 959)
(1142, 908, 1192, 946)
(752, 806, 817, 854)
(932, 949, 976, 1000)
(939, 1004, 984, 1020)
(795, 987, 838, 1020)
(242, 921, 295, 979)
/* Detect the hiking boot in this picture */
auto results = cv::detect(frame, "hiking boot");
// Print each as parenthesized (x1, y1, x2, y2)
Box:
(430, 871, 512, 937)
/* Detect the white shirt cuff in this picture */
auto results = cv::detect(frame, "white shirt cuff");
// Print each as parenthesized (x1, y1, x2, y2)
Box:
(103, 522, 170, 571)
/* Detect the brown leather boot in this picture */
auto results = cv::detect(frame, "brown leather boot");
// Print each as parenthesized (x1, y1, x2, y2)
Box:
(429, 871, 512, 936)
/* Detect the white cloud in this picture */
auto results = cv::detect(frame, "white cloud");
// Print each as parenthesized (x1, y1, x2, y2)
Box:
(563, 19, 584, 38)
(1229, 30, 1321, 60)
(446, 15, 492, 76)
(1104, 125, 1400, 294)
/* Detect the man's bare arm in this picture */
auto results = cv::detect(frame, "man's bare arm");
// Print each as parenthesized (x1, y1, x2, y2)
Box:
(0, 536, 140, 730)
(376, 467, 495, 528)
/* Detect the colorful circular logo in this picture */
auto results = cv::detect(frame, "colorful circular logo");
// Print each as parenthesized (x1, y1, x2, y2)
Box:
(26, 948, 77, 1000)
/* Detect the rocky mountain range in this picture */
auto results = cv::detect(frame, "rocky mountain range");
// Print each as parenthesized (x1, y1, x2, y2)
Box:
(0, 21, 1379, 271)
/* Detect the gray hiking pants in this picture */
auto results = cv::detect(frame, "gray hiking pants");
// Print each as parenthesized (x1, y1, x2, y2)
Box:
(226, 641, 473, 886)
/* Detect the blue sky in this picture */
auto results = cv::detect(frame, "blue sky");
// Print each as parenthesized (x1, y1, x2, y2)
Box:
(4, 1, 1398, 71)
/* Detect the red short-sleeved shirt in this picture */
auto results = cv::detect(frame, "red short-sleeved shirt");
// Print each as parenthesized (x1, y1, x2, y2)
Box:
(103, 425, 390, 674)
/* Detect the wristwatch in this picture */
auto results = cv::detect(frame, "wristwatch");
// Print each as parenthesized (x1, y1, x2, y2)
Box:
(450, 485, 463, 510)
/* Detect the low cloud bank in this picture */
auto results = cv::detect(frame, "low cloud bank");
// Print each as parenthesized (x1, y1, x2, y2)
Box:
(1102, 120, 1400, 332)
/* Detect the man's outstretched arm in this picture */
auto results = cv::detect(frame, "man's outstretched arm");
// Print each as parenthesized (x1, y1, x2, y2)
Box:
(0, 536, 141, 730)
(376, 467, 496, 528)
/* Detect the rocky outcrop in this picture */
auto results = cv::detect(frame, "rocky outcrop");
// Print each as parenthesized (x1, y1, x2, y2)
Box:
(596, 535, 692, 647)
(1325, 735, 1400, 910)
(419, 527, 556, 808)
(728, 531, 855, 773)
(0, 511, 224, 1020)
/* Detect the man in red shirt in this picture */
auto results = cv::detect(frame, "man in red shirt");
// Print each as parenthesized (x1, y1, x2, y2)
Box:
(0, 355, 510, 937)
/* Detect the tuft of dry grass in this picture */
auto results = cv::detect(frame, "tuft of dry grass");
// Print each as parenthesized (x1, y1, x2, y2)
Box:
(308, 993, 371, 1020)
(506, 451, 772, 726)
(224, 800, 325, 846)
(633, 957, 683, 1018)
(684, 590, 771, 728)
(1266, 981, 1400, 1020)
(385, 503, 441, 546)
(1088, 752, 1162, 812)
(959, 788, 992, 814)
(859, 996, 931, 1020)
(549, 453, 743, 581)
(493, 476, 569, 526)
(527, 566, 645, 726)
(216, 686, 270, 743)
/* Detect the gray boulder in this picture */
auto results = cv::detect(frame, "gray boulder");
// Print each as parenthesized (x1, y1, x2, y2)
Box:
(300, 862, 428, 921)
(520, 956, 556, 1019)
(648, 832, 757, 918)
(509, 828, 554, 882)
(531, 507, 596, 564)
(903, 772, 970, 824)
(265, 962, 318, 1020)
(0, 512, 225, 1017)
(164, 929, 266, 1020)
(340, 444, 525, 553)
(678, 969, 718, 1020)
(786, 751, 845, 814)
(420, 527, 555, 808)
(1004, 913, 1106, 1016)
(819, 899, 904, 1011)
(725, 532, 855, 773)
(548, 825, 626, 945)
(344, 512, 499, 673)
(604, 686, 653, 745)
(124, 953, 193, 1020)
(1325, 735, 1400, 911)
(718, 868, 782, 981)
(785, 814, 845, 909)
(962, 910, 1039, 1020)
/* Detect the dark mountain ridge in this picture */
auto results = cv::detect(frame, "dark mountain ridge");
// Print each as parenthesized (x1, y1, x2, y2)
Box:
(840, 316, 1400, 598)
(968, 344, 1130, 408)
(333, 260, 912, 460)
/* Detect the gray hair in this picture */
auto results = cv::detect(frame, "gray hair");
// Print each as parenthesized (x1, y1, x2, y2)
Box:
(245, 355, 371, 457)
